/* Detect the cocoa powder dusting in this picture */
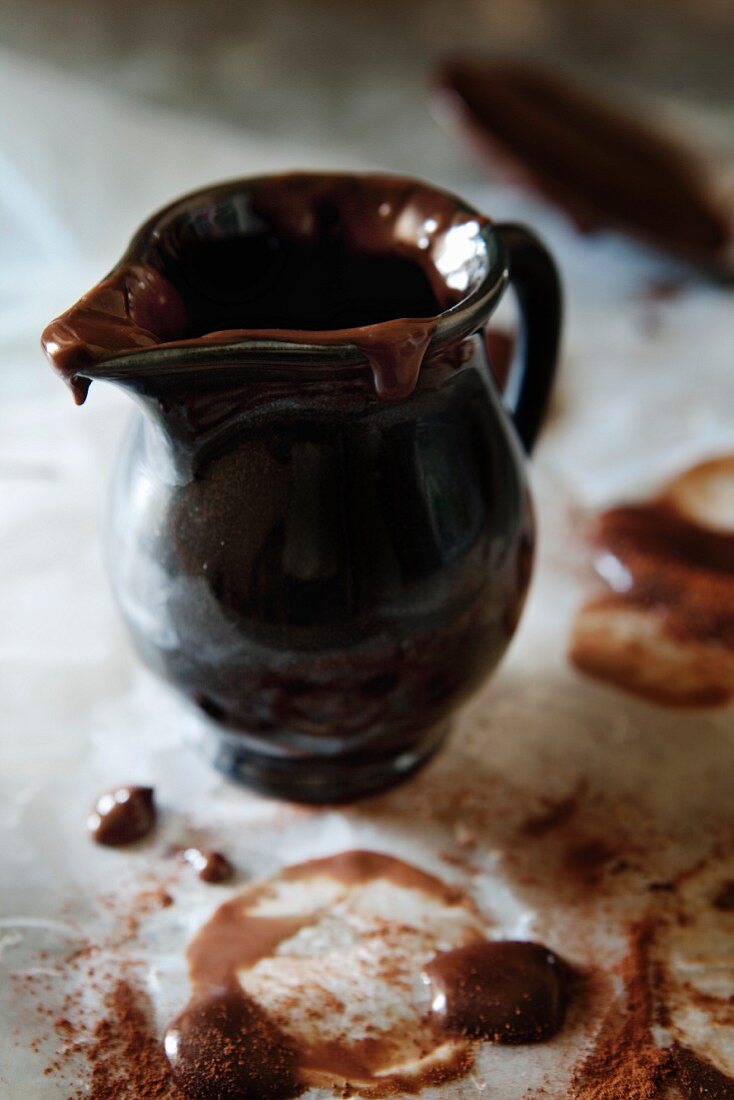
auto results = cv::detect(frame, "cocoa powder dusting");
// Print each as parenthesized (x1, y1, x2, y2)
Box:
(565, 839, 619, 889)
(571, 921, 734, 1099)
(82, 980, 181, 1100)
(572, 923, 669, 1100)
(520, 792, 581, 838)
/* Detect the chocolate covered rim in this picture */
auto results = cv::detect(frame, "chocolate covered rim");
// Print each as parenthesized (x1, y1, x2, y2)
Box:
(41, 171, 507, 403)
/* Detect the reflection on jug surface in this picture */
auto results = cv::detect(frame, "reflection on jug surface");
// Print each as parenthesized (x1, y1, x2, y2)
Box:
(43, 173, 561, 801)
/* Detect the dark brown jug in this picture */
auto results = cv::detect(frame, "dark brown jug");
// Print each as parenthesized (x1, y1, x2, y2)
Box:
(42, 173, 561, 802)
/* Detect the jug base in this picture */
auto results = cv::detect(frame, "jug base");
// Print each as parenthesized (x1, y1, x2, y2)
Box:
(200, 719, 451, 804)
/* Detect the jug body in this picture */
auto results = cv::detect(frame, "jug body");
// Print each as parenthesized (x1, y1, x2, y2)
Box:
(106, 336, 533, 798)
(42, 173, 561, 801)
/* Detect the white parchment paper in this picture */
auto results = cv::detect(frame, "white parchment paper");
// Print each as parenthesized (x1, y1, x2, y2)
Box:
(1, 49, 734, 1097)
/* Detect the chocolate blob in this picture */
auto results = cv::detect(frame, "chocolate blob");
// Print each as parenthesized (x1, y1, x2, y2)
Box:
(87, 786, 156, 846)
(180, 847, 234, 884)
(164, 985, 301, 1100)
(424, 940, 569, 1043)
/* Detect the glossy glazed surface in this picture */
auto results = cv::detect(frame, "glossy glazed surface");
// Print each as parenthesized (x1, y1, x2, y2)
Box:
(43, 174, 558, 800)
(108, 334, 533, 767)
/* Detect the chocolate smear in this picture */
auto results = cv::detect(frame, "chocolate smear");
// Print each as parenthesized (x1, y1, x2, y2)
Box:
(570, 456, 734, 707)
(669, 1043, 734, 1100)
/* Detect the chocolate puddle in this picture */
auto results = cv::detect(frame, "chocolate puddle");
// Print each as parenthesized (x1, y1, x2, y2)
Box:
(42, 174, 485, 406)
(166, 851, 489, 1096)
(436, 60, 732, 274)
(570, 456, 734, 706)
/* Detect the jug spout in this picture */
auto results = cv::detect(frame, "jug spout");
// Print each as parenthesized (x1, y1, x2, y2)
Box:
(41, 264, 188, 405)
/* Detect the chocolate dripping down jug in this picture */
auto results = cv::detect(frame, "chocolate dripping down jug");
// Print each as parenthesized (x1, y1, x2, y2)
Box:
(43, 173, 561, 802)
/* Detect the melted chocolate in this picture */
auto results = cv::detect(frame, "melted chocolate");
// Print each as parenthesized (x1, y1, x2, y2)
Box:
(87, 785, 156, 846)
(590, 501, 734, 647)
(180, 848, 234, 884)
(165, 985, 301, 1100)
(437, 60, 731, 273)
(42, 173, 485, 405)
(571, 456, 734, 706)
(42, 265, 186, 406)
(168, 851, 478, 1095)
(424, 940, 569, 1043)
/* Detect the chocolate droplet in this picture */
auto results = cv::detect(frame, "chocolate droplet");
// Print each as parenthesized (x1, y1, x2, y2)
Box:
(87, 786, 156, 846)
(164, 986, 301, 1100)
(181, 848, 234, 884)
(424, 940, 568, 1043)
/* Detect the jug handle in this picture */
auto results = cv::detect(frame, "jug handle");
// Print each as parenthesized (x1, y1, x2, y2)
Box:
(491, 224, 562, 454)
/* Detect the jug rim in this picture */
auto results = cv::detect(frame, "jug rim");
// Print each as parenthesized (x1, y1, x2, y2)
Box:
(43, 171, 509, 401)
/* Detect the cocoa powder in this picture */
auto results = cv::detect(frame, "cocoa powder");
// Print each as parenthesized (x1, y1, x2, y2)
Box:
(571, 921, 734, 1099)
(572, 923, 669, 1100)
(81, 980, 181, 1100)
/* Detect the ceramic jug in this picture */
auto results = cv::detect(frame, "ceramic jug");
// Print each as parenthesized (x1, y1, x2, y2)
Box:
(43, 173, 561, 801)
